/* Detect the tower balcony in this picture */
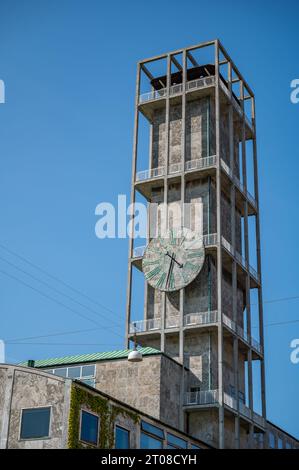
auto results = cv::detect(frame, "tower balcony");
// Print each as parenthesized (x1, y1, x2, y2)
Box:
(184, 389, 266, 430)
(221, 159, 257, 215)
(138, 75, 254, 141)
(128, 310, 263, 359)
(135, 155, 217, 199)
(134, 156, 257, 215)
(131, 233, 260, 289)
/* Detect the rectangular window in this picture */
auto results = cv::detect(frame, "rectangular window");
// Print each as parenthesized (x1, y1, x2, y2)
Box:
(141, 421, 164, 439)
(278, 437, 283, 449)
(167, 433, 187, 449)
(140, 421, 164, 449)
(80, 410, 99, 445)
(140, 432, 163, 449)
(269, 432, 276, 449)
(286, 441, 292, 449)
(115, 426, 130, 449)
(20, 407, 51, 440)
(67, 366, 81, 378)
(54, 367, 67, 377)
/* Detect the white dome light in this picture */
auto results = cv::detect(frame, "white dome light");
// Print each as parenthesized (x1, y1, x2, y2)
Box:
(128, 349, 143, 362)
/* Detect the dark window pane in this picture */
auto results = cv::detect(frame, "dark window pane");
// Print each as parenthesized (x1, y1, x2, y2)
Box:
(141, 432, 163, 449)
(167, 433, 187, 449)
(80, 411, 99, 445)
(141, 421, 164, 439)
(20, 407, 51, 439)
(82, 365, 95, 377)
(115, 426, 130, 449)
(67, 367, 81, 378)
(53, 368, 67, 377)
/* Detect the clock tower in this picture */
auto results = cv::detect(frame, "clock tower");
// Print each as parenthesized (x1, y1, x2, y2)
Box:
(125, 40, 266, 449)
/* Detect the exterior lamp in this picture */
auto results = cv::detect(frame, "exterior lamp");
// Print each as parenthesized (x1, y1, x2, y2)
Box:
(128, 325, 143, 362)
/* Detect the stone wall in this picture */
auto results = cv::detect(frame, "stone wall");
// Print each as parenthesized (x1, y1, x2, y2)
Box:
(0, 365, 70, 449)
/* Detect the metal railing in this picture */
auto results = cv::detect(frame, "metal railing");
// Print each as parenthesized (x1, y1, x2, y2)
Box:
(139, 76, 215, 104)
(168, 162, 182, 174)
(186, 76, 215, 92)
(253, 412, 266, 428)
(237, 325, 249, 344)
(239, 401, 251, 420)
(203, 233, 218, 246)
(136, 166, 164, 182)
(139, 88, 167, 103)
(136, 155, 216, 183)
(184, 310, 218, 327)
(185, 155, 217, 172)
(185, 389, 218, 406)
(251, 337, 263, 354)
(129, 318, 161, 334)
(224, 392, 237, 411)
(221, 159, 257, 209)
(222, 313, 236, 332)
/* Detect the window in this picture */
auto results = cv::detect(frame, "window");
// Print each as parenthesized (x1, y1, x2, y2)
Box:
(141, 433, 163, 449)
(115, 426, 130, 449)
(44, 364, 96, 388)
(20, 407, 51, 440)
(80, 410, 99, 445)
(286, 441, 292, 449)
(140, 421, 164, 449)
(278, 437, 283, 449)
(167, 433, 187, 449)
(269, 432, 276, 449)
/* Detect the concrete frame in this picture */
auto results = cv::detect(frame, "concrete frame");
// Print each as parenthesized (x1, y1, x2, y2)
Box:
(125, 39, 266, 448)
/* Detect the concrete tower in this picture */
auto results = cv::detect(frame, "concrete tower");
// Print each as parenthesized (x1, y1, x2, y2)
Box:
(125, 40, 266, 449)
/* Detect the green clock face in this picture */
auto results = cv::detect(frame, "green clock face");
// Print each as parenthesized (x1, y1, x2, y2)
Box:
(142, 227, 205, 292)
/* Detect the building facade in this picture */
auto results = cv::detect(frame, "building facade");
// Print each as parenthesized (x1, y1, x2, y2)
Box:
(0, 363, 208, 449)
(1, 40, 298, 450)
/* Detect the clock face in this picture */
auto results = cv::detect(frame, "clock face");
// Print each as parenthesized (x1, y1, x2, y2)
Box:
(142, 227, 205, 292)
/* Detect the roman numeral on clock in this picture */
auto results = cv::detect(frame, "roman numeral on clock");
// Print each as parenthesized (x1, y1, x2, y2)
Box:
(147, 266, 162, 280)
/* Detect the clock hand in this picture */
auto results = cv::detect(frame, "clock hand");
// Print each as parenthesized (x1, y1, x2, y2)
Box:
(166, 256, 174, 289)
(166, 251, 183, 268)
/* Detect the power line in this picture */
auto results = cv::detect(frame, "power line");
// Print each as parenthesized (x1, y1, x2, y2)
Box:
(5, 327, 103, 343)
(0, 254, 123, 331)
(0, 242, 123, 320)
(0, 269, 124, 340)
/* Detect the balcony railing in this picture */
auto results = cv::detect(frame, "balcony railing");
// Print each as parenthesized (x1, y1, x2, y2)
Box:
(185, 389, 218, 406)
(253, 411, 266, 428)
(239, 401, 251, 420)
(224, 392, 237, 411)
(129, 318, 161, 334)
(221, 159, 257, 209)
(184, 310, 218, 327)
(185, 155, 216, 172)
(139, 76, 215, 104)
(135, 166, 165, 182)
(251, 337, 263, 355)
(222, 313, 236, 332)
(136, 155, 217, 182)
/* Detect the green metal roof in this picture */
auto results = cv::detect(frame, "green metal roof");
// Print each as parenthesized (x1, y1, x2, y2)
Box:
(19, 347, 161, 368)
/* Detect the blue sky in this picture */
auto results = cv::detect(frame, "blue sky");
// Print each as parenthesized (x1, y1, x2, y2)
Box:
(0, 0, 298, 438)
